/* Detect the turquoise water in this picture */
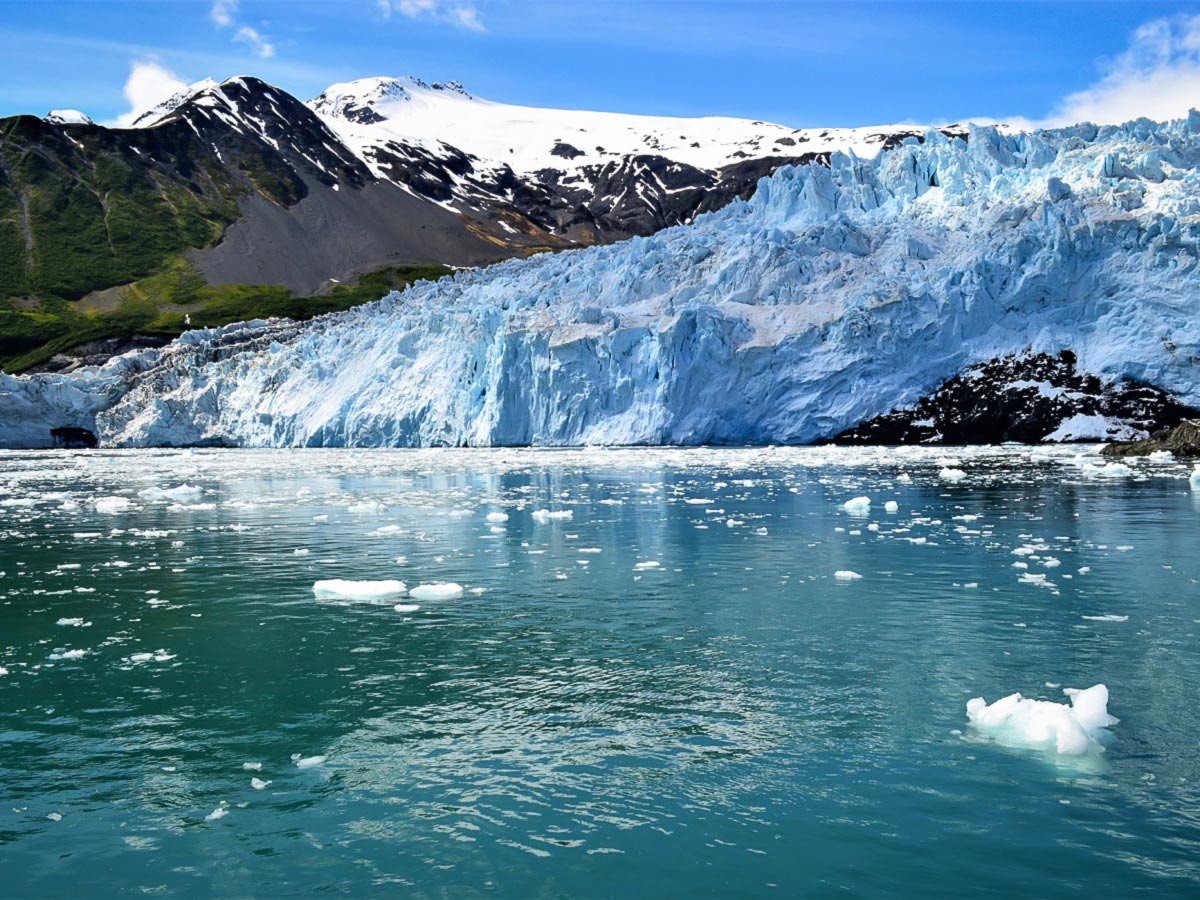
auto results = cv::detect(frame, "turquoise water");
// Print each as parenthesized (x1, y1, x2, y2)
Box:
(1, 446, 1199, 898)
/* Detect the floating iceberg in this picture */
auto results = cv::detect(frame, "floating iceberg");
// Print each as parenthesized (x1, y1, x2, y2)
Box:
(407, 582, 464, 601)
(532, 509, 573, 523)
(842, 496, 871, 515)
(312, 579, 407, 602)
(966, 684, 1117, 757)
(138, 484, 203, 501)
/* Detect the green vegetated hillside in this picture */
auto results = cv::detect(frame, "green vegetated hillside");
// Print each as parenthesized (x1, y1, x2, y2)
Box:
(0, 113, 450, 373)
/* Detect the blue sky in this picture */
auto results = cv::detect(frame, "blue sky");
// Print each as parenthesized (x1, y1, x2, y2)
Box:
(2, 1, 1200, 128)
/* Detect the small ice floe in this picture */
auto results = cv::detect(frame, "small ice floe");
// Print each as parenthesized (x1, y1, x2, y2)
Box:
(47, 812, 63, 822)
(842, 496, 871, 515)
(242, 762, 262, 771)
(292, 754, 327, 769)
(633, 561, 661, 571)
(368, 525, 405, 537)
(1018, 573, 1055, 589)
(1147, 450, 1175, 462)
(205, 804, 229, 821)
(393, 603, 420, 613)
(408, 583, 464, 601)
(1081, 614, 1129, 622)
(56, 617, 88, 627)
(1190, 465, 1200, 489)
(293, 549, 309, 557)
(94, 497, 132, 514)
(0, 667, 8, 676)
(884, 500, 899, 513)
(347, 500, 386, 514)
(485, 511, 509, 523)
(966, 684, 1117, 757)
(532, 508, 573, 523)
(139, 484, 203, 502)
(1082, 463, 1132, 479)
(48, 649, 86, 660)
(126, 650, 175, 664)
(834, 570, 862, 581)
(312, 579, 407, 602)
(250, 778, 272, 790)
(939, 468, 967, 482)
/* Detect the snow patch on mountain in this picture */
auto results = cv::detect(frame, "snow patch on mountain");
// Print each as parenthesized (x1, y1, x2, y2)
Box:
(44, 109, 93, 126)
(310, 75, 920, 180)
(308, 75, 965, 216)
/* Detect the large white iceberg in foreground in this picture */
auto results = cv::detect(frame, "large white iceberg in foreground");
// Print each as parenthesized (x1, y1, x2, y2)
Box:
(3, 112, 1200, 447)
(966, 684, 1118, 757)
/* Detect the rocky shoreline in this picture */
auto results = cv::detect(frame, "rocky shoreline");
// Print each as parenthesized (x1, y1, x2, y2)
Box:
(1101, 421, 1200, 458)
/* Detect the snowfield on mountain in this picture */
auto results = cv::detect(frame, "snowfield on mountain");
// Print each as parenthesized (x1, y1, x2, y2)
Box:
(2, 112, 1199, 448)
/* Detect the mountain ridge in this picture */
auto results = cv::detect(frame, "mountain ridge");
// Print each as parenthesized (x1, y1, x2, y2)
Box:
(2, 73, 947, 371)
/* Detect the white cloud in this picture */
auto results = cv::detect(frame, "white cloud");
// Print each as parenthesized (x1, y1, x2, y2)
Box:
(234, 25, 276, 59)
(109, 60, 188, 127)
(211, 0, 277, 58)
(451, 6, 483, 32)
(1040, 13, 1200, 127)
(211, 0, 237, 28)
(388, 0, 484, 31)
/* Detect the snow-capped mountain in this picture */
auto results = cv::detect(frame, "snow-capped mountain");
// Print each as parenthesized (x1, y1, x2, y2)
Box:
(308, 75, 951, 240)
(4, 112, 1198, 448)
(8, 74, 940, 302)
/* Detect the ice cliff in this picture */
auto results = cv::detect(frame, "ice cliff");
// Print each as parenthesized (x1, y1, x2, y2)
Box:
(3, 113, 1200, 447)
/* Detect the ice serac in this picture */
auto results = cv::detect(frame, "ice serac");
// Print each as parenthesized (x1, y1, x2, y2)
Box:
(3, 114, 1200, 448)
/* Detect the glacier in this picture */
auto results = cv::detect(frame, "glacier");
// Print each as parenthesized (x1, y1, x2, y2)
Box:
(2, 113, 1200, 448)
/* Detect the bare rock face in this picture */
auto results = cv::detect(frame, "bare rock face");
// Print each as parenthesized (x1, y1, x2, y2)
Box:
(834, 351, 1200, 445)
(1101, 421, 1200, 458)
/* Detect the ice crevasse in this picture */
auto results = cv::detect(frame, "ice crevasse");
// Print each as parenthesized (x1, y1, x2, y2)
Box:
(3, 113, 1200, 447)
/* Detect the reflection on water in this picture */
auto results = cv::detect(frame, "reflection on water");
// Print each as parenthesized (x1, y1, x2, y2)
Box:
(0, 446, 1198, 897)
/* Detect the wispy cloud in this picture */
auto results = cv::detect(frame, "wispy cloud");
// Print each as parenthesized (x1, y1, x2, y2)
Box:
(108, 60, 188, 127)
(1039, 13, 1200, 127)
(234, 25, 276, 59)
(211, 0, 237, 28)
(383, 0, 485, 32)
(211, 0, 277, 59)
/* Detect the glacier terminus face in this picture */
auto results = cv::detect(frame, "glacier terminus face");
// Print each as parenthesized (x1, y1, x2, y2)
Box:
(2, 113, 1199, 448)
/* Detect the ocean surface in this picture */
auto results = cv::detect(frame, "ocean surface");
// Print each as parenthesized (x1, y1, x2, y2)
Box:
(1, 446, 1198, 898)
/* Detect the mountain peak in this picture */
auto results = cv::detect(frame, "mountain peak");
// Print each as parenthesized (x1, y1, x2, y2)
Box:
(45, 109, 93, 126)
(127, 77, 220, 128)
(309, 75, 475, 123)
